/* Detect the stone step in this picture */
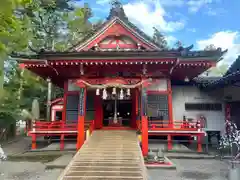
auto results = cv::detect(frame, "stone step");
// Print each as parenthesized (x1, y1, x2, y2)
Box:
(59, 130, 147, 180)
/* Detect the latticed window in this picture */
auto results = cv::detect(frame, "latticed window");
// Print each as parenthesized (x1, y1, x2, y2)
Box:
(147, 94, 169, 126)
(66, 94, 79, 122)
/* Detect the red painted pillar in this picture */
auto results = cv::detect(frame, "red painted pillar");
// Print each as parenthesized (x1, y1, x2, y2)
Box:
(167, 134, 172, 150)
(60, 134, 64, 150)
(131, 89, 137, 128)
(95, 95, 103, 129)
(60, 122, 64, 150)
(141, 83, 148, 157)
(225, 103, 231, 122)
(32, 134, 36, 150)
(62, 81, 68, 122)
(167, 79, 173, 128)
(77, 87, 86, 150)
(197, 135, 203, 152)
(142, 116, 148, 157)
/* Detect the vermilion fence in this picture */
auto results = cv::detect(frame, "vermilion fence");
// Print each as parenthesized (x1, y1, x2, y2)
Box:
(148, 120, 201, 131)
(28, 120, 95, 150)
(28, 120, 93, 134)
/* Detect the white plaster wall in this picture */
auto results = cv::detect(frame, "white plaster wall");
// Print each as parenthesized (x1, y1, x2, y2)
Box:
(223, 86, 240, 101)
(172, 86, 225, 133)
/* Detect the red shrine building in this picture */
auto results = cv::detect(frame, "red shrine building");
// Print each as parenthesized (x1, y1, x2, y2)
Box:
(13, 2, 227, 156)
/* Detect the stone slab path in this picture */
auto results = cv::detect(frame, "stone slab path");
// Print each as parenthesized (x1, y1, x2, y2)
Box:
(58, 130, 148, 180)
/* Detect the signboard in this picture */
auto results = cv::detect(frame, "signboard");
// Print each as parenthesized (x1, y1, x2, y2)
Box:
(79, 88, 85, 116)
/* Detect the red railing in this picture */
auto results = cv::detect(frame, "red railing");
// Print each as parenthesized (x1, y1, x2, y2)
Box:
(29, 120, 94, 134)
(148, 120, 201, 131)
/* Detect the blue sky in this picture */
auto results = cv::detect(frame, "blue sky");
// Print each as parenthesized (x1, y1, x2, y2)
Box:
(77, 0, 240, 65)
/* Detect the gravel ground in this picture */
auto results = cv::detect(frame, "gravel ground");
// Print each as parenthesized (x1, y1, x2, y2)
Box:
(148, 159, 229, 180)
(0, 161, 62, 180)
(0, 159, 230, 180)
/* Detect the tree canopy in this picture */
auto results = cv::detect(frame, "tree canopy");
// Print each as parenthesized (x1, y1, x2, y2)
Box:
(0, 0, 95, 133)
(152, 27, 168, 50)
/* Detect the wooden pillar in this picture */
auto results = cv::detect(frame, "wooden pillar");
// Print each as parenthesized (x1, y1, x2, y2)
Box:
(225, 103, 231, 122)
(60, 122, 64, 150)
(167, 79, 173, 128)
(141, 86, 148, 157)
(77, 86, 86, 150)
(131, 89, 137, 128)
(167, 134, 172, 150)
(197, 135, 203, 152)
(94, 95, 103, 129)
(46, 78, 52, 121)
(62, 81, 68, 122)
(60, 134, 64, 150)
(32, 134, 36, 150)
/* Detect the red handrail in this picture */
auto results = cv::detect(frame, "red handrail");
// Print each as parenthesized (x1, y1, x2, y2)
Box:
(148, 119, 202, 131)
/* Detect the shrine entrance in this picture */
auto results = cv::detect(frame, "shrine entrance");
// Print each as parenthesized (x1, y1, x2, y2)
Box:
(103, 99, 132, 127)
(75, 78, 150, 129)
(100, 87, 133, 128)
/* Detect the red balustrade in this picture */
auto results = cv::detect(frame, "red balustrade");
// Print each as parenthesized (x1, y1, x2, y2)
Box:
(29, 120, 94, 134)
(29, 120, 95, 150)
(148, 120, 202, 131)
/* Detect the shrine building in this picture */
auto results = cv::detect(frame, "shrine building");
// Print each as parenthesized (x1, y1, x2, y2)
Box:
(12, 2, 227, 156)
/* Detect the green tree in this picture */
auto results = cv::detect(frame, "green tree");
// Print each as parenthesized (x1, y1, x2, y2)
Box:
(21, 0, 73, 52)
(64, 3, 95, 46)
(0, 0, 32, 90)
(1, 1, 93, 130)
(152, 27, 168, 50)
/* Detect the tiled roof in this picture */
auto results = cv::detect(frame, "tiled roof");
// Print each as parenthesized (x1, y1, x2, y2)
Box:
(11, 48, 226, 61)
(201, 56, 240, 90)
(224, 55, 240, 76)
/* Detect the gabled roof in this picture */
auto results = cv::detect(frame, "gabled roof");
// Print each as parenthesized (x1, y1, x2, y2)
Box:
(70, 1, 162, 51)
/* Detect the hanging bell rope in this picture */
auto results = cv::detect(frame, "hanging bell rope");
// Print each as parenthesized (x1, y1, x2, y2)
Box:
(76, 78, 152, 89)
(120, 89, 124, 100)
(102, 89, 107, 99)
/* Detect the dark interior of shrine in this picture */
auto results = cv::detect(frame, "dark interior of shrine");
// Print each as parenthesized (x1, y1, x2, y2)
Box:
(103, 100, 132, 127)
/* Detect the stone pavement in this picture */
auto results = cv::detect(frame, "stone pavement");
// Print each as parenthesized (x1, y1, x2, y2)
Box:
(148, 159, 229, 180)
(45, 154, 74, 169)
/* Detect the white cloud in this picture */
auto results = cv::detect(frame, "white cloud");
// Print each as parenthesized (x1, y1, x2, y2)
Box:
(204, 7, 226, 16)
(96, 0, 110, 5)
(123, 1, 185, 35)
(160, 0, 185, 7)
(187, 0, 214, 13)
(166, 35, 177, 46)
(197, 31, 240, 64)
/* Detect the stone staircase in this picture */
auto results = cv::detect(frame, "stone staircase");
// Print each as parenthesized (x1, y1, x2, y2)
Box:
(58, 130, 148, 180)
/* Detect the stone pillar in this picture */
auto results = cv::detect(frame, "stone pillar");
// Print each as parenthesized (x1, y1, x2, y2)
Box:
(46, 78, 52, 121)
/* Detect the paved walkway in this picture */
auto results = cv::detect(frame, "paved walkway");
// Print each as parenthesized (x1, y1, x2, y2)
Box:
(58, 130, 147, 180)
(149, 159, 228, 180)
